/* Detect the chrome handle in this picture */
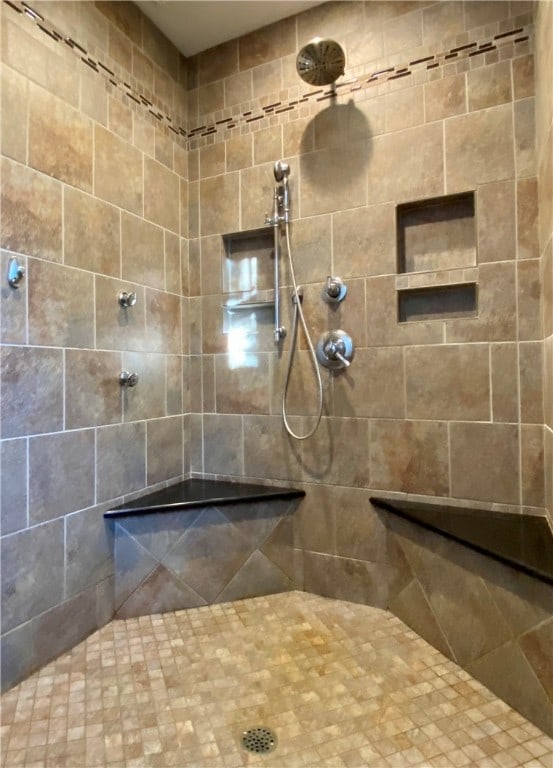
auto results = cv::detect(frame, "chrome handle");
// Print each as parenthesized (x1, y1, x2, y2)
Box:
(118, 291, 137, 308)
(119, 370, 139, 387)
(316, 330, 354, 370)
(7, 256, 25, 289)
(334, 351, 350, 368)
(322, 275, 347, 304)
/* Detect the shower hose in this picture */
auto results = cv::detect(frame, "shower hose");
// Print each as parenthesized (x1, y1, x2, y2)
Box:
(281, 223, 324, 440)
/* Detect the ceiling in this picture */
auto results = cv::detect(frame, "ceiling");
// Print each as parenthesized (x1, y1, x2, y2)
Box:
(135, 1, 322, 57)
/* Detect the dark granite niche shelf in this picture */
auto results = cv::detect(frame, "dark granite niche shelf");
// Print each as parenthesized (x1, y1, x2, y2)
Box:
(370, 496, 553, 584)
(104, 479, 305, 518)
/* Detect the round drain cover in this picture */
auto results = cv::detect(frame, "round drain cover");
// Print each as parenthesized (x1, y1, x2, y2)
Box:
(241, 726, 278, 754)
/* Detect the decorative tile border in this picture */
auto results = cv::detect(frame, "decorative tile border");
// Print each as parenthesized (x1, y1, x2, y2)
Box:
(4, 0, 532, 150)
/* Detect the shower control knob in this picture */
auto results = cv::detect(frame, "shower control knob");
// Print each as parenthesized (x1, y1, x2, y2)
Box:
(119, 370, 139, 387)
(323, 276, 347, 304)
(316, 330, 354, 370)
(118, 291, 137, 308)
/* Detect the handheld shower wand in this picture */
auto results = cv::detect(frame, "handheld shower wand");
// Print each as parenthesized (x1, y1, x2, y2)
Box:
(273, 160, 290, 223)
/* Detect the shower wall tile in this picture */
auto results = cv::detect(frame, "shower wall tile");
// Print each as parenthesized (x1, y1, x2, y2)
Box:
(517, 178, 539, 260)
(145, 289, 182, 355)
(0, 157, 62, 262)
(200, 236, 223, 296)
(491, 343, 519, 423)
(27, 259, 94, 349)
(0, 250, 27, 344)
(405, 344, 490, 421)
(65, 506, 114, 598)
(366, 122, 444, 206)
(1, 346, 63, 438)
(239, 15, 295, 71)
(369, 419, 449, 497)
(144, 157, 180, 233)
(1, 519, 64, 634)
(300, 143, 368, 217)
(332, 347, 405, 419)
(477, 180, 516, 263)
(445, 104, 514, 192)
(200, 142, 225, 180)
(0, 622, 32, 693)
(424, 73, 466, 122)
(450, 422, 520, 504)
(146, 416, 184, 486)
(519, 342, 545, 424)
(214, 354, 271, 415)
(121, 211, 165, 290)
(467, 60, 512, 112)
(166, 355, 183, 416)
(513, 54, 534, 100)
(64, 186, 120, 277)
(95, 276, 146, 352)
(332, 204, 395, 279)
(521, 424, 545, 509)
(94, 125, 143, 214)
(253, 125, 283, 167)
(96, 421, 146, 502)
(121, 351, 165, 422)
(514, 97, 536, 178)
(29, 430, 95, 525)
(1, 65, 28, 164)
(65, 350, 122, 429)
(517, 259, 542, 341)
(0, 439, 27, 536)
(226, 133, 253, 172)
(200, 173, 240, 236)
(301, 417, 370, 488)
(203, 413, 243, 476)
(243, 415, 303, 482)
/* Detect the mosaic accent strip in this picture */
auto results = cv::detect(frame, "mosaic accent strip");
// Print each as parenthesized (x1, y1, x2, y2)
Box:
(4, 0, 532, 148)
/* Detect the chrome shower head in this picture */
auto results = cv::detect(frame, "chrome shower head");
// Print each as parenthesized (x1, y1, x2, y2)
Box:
(274, 160, 290, 182)
(296, 37, 345, 86)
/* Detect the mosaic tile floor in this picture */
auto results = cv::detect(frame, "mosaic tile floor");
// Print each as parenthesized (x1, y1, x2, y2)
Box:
(1, 591, 552, 768)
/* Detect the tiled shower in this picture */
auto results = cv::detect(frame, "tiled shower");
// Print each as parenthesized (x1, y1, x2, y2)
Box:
(0, 0, 552, 759)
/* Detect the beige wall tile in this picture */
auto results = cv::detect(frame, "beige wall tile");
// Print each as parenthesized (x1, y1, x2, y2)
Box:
(145, 289, 182, 355)
(28, 260, 94, 349)
(107, 25, 132, 73)
(1, 65, 27, 163)
(164, 231, 181, 295)
(517, 178, 539, 260)
(366, 123, 444, 206)
(142, 16, 179, 79)
(96, 421, 146, 502)
(301, 417, 370, 487)
(333, 347, 405, 418)
(95, 275, 145, 352)
(450, 422, 519, 504)
(64, 187, 120, 277)
(288, 215, 332, 285)
(424, 73, 466, 123)
(519, 342, 544, 424)
(300, 142, 368, 216)
(200, 173, 240, 235)
(240, 162, 277, 231)
(253, 126, 282, 166)
(1, 346, 63, 438)
(198, 80, 224, 116)
(243, 415, 302, 481)
(200, 236, 223, 296)
(65, 350, 122, 429)
(369, 419, 449, 496)
(252, 60, 282, 99)
(445, 104, 514, 192)
(239, 15, 295, 71)
(132, 48, 154, 91)
(512, 54, 534, 100)
(385, 85, 424, 133)
(121, 212, 165, 290)
(180, 178, 190, 239)
(405, 344, 490, 421)
(464, 1, 509, 28)
(491, 343, 518, 423)
(28, 84, 92, 192)
(514, 97, 536, 178)
(121, 351, 165, 422)
(383, 9, 422, 55)
(298, 1, 365, 44)
(422, 1, 464, 44)
(0, 438, 27, 535)
(214, 353, 271, 415)
(146, 416, 183, 485)
(166, 356, 183, 416)
(1, 158, 62, 262)
(521, 424, 545, 508)
(200, 143, 225, 179)
(226, 134, 252, 172)
(446, 262, 517, 342)
(467, 60, 512, 112)
(204, 413, 244, 476)
(199, 40, 238, 84)
(313, 100, 376, 151)
(144, 157, 180, 233)
(517, 260, 542, 341)
(94, 125, 143, 214)
(477, 180, 516, 262)
(29, 430, 95, 524)
(95, 1, 142, 47)
(154, 129, 173, 169)
(225, 70, 252, 108)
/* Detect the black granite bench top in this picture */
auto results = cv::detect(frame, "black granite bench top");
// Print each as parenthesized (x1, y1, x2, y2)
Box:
(370, 496, 553, 584)
(104, 479, 305, 518)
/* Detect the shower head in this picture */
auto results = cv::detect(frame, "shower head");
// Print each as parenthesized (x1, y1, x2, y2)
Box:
(274, 160, 290, 182)
(296, 37, 346, 86)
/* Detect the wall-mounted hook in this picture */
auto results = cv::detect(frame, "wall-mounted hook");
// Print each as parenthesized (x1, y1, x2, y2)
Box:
(119, 370, 139, 387)
(118, 291, 137, 308)
(7, 256, 25, 289)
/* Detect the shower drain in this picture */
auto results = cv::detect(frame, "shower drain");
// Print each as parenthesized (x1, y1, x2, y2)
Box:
(241, 726, 278, 754)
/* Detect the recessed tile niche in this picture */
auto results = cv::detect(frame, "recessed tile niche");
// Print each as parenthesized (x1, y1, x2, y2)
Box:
(396, 192, 478, 322)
